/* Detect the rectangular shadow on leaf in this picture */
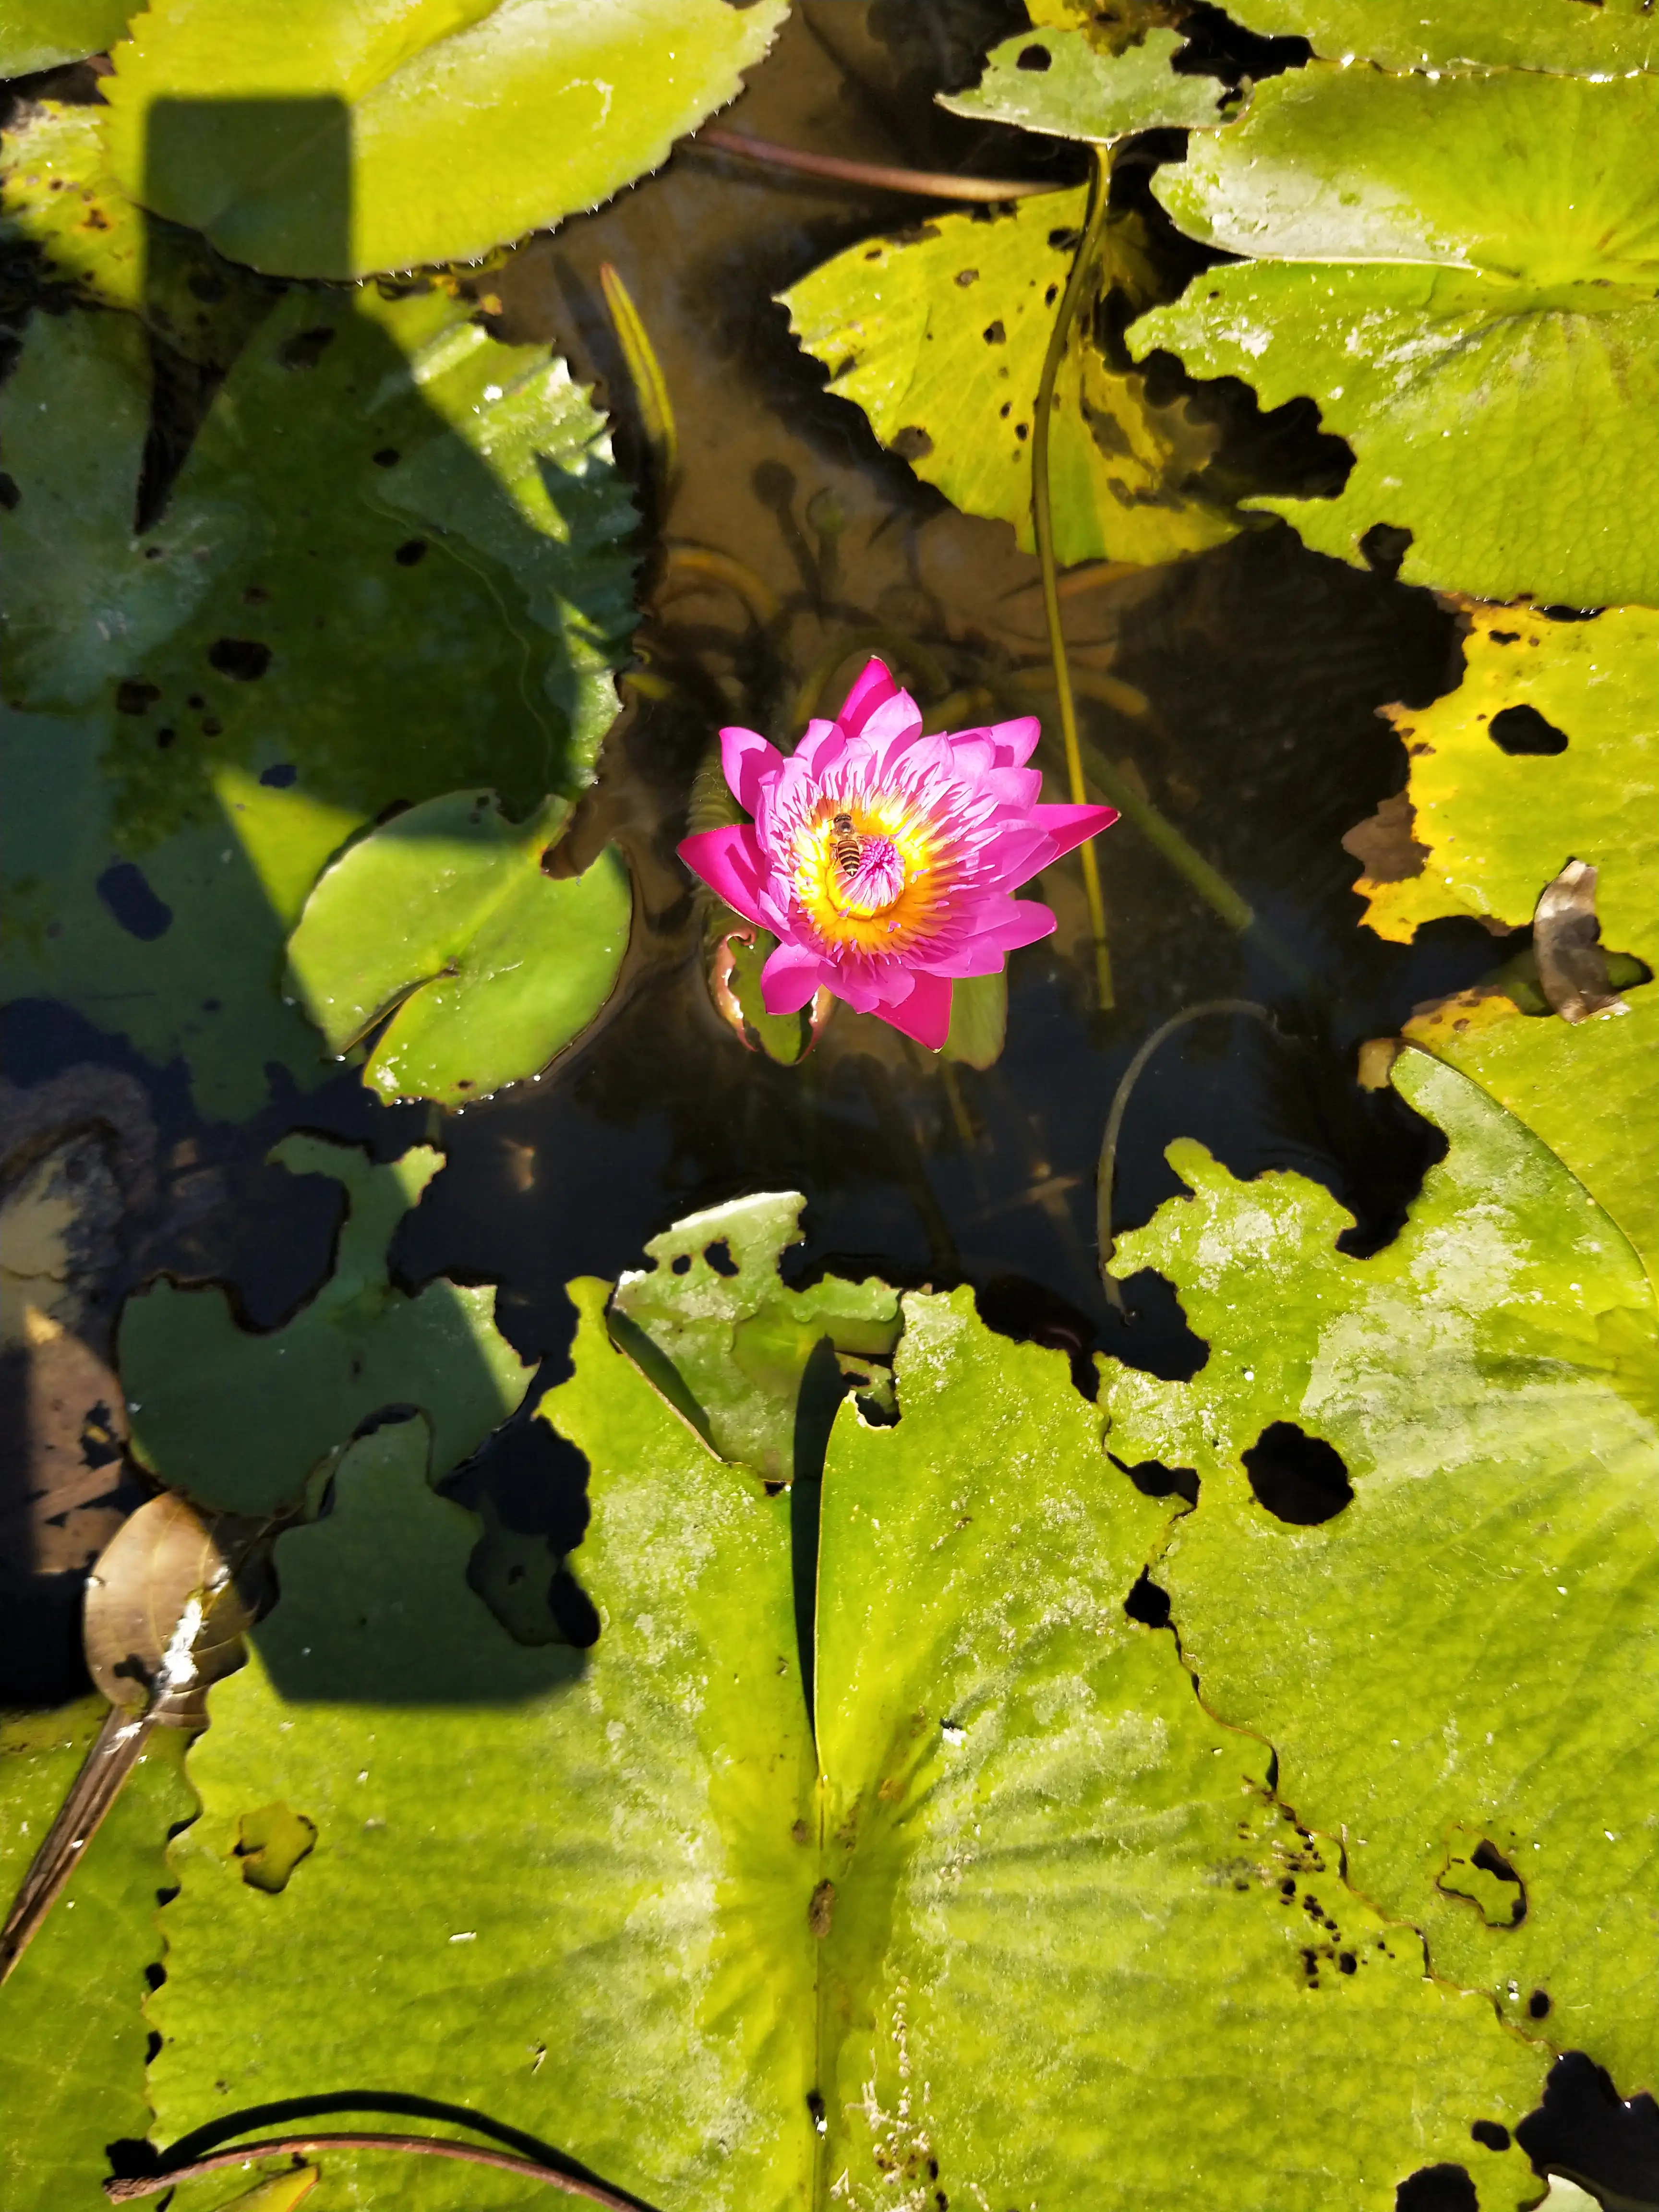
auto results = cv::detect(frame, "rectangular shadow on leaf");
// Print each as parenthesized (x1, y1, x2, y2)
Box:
(144, 94, 352, 281)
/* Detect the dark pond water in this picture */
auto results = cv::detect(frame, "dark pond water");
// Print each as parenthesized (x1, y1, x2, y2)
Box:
(1, 0, 1509, 1703)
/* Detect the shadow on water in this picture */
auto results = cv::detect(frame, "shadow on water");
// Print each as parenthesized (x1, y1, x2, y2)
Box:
(3, 10, 1516, 1709)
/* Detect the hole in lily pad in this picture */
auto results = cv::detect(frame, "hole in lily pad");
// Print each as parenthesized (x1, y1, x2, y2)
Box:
(1122, 1571, 1172, 1629)
(1243, 1421, 1353, 1526)
(1469, 2123, 1511, 2153)
(259, 763, 298, 788)
(1359, 523, 1413, 580)
(1115, 1455, 1200, 1507)
(1395, 2166, 1477, 2212)
(278, 324, 337, 370)
(96, 862, 173, 941)
(1515, 2051, 1659, 2204)
(1489, 704, 1568, 757)
(1017, 41, 1051, 69)
(671, 1252, 691, 1275)
(704, 1238, 739, 1277)
(207, 637, 271, 682)
(232, 1802, 318, 1894)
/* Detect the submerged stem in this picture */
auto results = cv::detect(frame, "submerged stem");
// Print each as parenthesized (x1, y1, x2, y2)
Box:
(696, 125, 1051, 204)
(1032, 146, 1115, 1009)
(104, 2135, 637, 2206)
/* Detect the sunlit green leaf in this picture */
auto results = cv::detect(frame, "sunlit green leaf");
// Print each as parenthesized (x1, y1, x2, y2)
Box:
(100, 0, 789, 281)
(0, 0, 130, 76)
(0, 1702, 191, 2212)
(783, 187, 1235, 568)
(149, 1265, 1544, 2212)
(0, 101, 270, 366)
(0, 288, 635, 1117)
(118, 1137, 534, 1516)
(610, 1190, 900, 1484)
(1353, 601, 1659, 1293)
(285, 790, 631, 1107)
(1103, 1050, 1659, 2086)
(1229, 0, 1659, 72)
(1136, 66, 1659, 604)
(938, 24, 1232, 142)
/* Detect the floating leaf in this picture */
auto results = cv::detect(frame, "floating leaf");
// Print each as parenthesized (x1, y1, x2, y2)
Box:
(1227, 0, 1659, 73)
(783, 187, 1234, 568)
(1103, 1049, 1659, 2086)
(83, 1490, 265, 1723)
(286, 790, 632, 1108)
(610, 1190, 900, 1483)
(1136, 66, 1659, 604)
(149, 1260, 1544, 2212)
(0, 287, 635, 1116)
(0, 0, 130, 76)
(118, 1137, 534, 1516)
(1356, 602, 1659, 1285)
(101, 0, 789, 280)
(0, 1701, 191, 2212)
(0, 101, 270, 367)
(938, 24, 1233, 141)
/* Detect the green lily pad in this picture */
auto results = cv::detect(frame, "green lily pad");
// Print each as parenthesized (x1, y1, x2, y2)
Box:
(0, 101, 270, 367)
(148, 1257, 1544, 2212)
(1353, 601, 1659, 1291)
(100, 0, 788, 280)
(1137, 65, 1659, 604)
(285, 790, 632, 1108)
(938, 24, 1233, 141)
(117, 1136, 535, 1516)
(0, 0, 131, 76)
(1228, 0, 1659, 73)
(609, 1190, 901, 1484)
(0, 1702, 192, 2212)
(1103, 1048, 1659, 2085)
(0, 287, 635, 1118)
(783, 186, 1235, 569)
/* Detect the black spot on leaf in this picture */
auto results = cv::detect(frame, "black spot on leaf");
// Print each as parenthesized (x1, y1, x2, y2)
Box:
(278, 325, 337, 369)
(115, 678, 160, 715)
(1243, 1422, 1353, 1526)
(891, 426, 933, 461)
(1530, 1989, 1552, 2020)
(1018, 41, 1052, 69)
(1395, 2166, 1478, 2212)
(983, 321, 1007, 345)
(1489, 704, 1568, 757)
(0, 471, 19, 510)
(207, 637, 271, 682)
(259, 763, 298, 788)
(1469, 2123, 1510, 2153)
(394, 538, 429, 567)
(372, 446, 401, 467)
(96, 862, 173, 941)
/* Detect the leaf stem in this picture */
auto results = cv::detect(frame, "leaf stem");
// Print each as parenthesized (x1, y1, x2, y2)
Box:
(788, 628, 950, 734)
(1032, 146, 1115, 1009)
(104, 2135, 639, 2206)
(598, 262, 677, 493)
(696, 125, 1052, 204)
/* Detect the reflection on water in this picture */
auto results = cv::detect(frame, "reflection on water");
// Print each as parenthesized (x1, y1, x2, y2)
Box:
(3, 0, 1508, 1700)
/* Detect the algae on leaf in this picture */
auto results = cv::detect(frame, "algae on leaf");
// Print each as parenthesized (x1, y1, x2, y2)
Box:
(101, 0, 789, 280)
(0, 288, 636, 1118)
(1351, 603, 1659, 1291)
(783, 187, 1234, 569)
(117, 1138, 535, 1516)
(286, 790, 632, 1108)
(0, 1702, 192, 2212)
(1103, 1050, 1659, 2086)
(147, 1243, 1544, 2212)
(1136, 66, 1659, 605)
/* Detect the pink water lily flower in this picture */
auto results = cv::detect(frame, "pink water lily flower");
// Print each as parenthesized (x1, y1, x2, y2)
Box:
(678, 657, 1118, 1051)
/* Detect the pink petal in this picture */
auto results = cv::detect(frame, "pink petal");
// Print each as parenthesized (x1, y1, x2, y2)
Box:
(678, 825, 769, 926)
(948, 735, 997, 778)
(987, 715, 1042, 769)
(760, 939, 827, 1016)
(837, 657, 899, 736)
(1032, 802, 1119, 859)
(982, 765, 1043, 808)
(874, 971, 953, 1051)
(719, 726, 783, 817)
(856, 690, 925, 765)
(794, 717, 850, 774)
(917, 899, 1057, 977)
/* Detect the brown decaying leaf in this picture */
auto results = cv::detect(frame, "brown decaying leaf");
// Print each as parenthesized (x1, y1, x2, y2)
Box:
(1534, 858, 1626, 1025)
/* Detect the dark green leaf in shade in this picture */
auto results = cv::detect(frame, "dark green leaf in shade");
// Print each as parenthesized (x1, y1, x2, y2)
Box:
(782, 187, 1234, 569)
(1102, 1050, 1659, 2083)
(938, 24, 1233, 142)
(0, 288, 636, 1118)
(117, 1137, 534, 1516)
(1136, 66, 1659, 605)
(609, 1190, 900, 1484)
(0, 1701, 192, 2212)
(285, 790, 632, 1108)
(146, 1273, 1545, 2212)
(100, 0, 789, 280)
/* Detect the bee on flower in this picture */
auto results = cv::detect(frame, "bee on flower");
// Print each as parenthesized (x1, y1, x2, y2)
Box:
(678, 656, 1118, 1050)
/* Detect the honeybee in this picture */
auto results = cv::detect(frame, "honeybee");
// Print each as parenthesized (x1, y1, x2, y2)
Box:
(830, 811, 864, 878)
